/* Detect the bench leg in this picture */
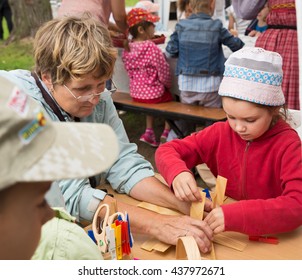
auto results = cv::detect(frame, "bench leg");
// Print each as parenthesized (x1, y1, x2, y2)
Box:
(166, 119, 186, 139)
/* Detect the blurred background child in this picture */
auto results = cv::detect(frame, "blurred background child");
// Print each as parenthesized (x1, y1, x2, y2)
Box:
(122, 8, 173, 147)
(177, 0, 193, 19)
(165, 0, 244, 139)
(135, 0, 164, 31)
(245, 2, 270, 37)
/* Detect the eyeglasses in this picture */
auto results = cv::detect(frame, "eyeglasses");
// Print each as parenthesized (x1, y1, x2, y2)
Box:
(63, 79, 117, 102)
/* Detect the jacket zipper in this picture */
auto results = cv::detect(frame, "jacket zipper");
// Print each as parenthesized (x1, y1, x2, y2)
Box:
(241, 141, 251, 199)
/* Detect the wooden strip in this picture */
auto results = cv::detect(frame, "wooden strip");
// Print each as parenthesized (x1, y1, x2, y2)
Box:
(190, 190, 206, 220)
(189, 190, 214, 259)
(141, 238, 171, 252)
(215, 176, 227, 206)
(141, 238, 159, 252)
(214, 233, 247, 251)
(210, 192, 217, 208)
(196, 163, 217, 188)
(137, 201, 181, 216)
(210, 243, 216, 260)
(153, 242, 171, 252)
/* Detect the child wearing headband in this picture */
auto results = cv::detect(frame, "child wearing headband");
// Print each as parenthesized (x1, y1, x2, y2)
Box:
(155, 47, 302, 236)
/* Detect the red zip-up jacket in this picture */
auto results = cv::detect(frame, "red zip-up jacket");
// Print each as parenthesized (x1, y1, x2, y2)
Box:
(155, 119, 302, 235)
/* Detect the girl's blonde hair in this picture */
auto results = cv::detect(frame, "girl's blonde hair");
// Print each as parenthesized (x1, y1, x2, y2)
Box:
(34, 14, 117, 84)
(189, 0, 212, 14)
(177, 0, 190, 12)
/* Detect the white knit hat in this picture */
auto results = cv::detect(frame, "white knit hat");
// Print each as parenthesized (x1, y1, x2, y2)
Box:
(219, 47, 285, 106)
(0, 76, 119, 190)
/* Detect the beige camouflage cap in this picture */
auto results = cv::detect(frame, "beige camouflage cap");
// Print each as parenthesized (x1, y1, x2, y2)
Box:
(0, 76, 119, 190)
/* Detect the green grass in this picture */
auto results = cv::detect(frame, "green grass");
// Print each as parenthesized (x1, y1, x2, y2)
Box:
(0, 1, 137, 71)
(126, 0, 139, 7)
(0, 39, 34, 70)
(1, 16, 34, 70)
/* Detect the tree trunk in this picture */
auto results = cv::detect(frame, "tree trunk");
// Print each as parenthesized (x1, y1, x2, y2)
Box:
(8, 0, 52, 41)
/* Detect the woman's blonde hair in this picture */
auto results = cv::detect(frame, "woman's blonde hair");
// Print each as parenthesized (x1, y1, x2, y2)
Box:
(34, 14, 117, 84)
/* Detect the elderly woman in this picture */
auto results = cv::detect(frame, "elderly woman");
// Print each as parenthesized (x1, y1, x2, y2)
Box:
(0, 14, 213, 253)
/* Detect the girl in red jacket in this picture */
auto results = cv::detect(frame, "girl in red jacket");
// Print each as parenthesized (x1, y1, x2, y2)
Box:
(155, 47, 302, 236)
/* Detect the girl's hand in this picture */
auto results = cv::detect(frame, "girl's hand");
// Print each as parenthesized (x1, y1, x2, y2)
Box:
(230, 29, 238, 37)
(172, 172, 202, 202)
(204, 207, 225, 234)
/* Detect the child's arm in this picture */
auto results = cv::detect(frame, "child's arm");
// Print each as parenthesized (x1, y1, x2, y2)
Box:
(204, 207, 225, 234)
(165, 30, 180, 58)
(220, 27, 245, 52)
(110, 0, 128, 33)
(172, 171, 203, 202)
(151, 43, 171, 88)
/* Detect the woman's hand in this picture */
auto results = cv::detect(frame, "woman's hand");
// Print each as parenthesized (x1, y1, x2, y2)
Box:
(172, 172, 202, 202)
(154, 214, 214, 253)
(204, 207, 225, 234)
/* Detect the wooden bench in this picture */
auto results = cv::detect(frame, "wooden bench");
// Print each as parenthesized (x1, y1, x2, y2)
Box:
(112, 91, 226, 138)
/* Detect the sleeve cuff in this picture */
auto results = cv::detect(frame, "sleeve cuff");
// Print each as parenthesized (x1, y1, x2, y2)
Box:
(79, 188, 107, 221)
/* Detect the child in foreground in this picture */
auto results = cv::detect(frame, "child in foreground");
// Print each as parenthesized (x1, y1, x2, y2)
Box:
(122, 8, 173, 147)
(155, 47, 302, 236)
(0, 76, 118, 259)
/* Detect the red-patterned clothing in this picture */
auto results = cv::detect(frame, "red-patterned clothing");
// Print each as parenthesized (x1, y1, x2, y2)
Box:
(122, 40, 171, 100)
(155, 119, 302, 235)
(132, 88, 173, 104)
(255, 0, 299, 109)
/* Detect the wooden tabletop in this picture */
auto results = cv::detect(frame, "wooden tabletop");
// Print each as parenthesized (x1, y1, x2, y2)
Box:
(112, 91, 227, 123)
(97, 184, 302, 260)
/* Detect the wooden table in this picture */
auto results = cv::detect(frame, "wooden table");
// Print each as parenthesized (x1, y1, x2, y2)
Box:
(112, 91, 226, 138)
(98, 184, 302, 260)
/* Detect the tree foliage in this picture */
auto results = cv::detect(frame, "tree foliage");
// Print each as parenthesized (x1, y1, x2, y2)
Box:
(8, 0, 52, 41)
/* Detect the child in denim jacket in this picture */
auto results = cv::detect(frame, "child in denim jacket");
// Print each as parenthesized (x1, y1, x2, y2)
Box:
(166, 0, 244, 138)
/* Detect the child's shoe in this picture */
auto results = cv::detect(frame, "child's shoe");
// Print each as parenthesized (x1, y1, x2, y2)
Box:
(139, 129, 159, 147)
(160, 129, 170, 143)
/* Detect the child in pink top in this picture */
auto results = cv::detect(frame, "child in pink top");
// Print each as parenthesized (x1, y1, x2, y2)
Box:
(122, 8, 173, 147)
